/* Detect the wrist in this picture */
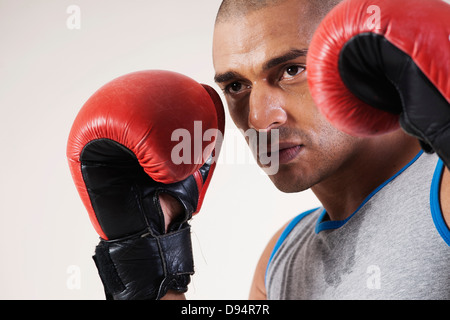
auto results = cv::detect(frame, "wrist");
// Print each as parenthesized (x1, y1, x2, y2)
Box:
(161, 290, 187, 300)
(159, 193, 185, 232)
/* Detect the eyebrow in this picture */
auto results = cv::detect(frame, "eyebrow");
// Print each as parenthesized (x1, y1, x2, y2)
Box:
(214, 71, 242, 84)
(263, 49, 308, 71)
(214, 48, 308, 84)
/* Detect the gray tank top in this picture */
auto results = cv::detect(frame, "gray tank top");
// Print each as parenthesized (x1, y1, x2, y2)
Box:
(266, 151, 450, 300)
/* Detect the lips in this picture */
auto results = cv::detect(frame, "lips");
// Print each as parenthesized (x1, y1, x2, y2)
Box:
(277, 144, 303, 164)
(259, 142, 304, 166)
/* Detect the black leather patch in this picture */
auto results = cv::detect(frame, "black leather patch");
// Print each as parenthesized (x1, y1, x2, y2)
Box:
(80, 139, 151, 239)
(339, 33, 403, 114)
(339, 33, 449, 164)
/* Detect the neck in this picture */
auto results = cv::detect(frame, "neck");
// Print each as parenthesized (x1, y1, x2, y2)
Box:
(311, 131, 422, 221)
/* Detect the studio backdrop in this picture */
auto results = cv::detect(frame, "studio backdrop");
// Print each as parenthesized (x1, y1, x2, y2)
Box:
(0, 0, 324, 300)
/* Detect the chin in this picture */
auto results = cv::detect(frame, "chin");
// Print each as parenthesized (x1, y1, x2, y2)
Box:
(267, 166, 313, 194)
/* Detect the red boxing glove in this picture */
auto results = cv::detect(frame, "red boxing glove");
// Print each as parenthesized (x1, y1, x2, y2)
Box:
(307, 0, 450, 165)
(67, 70, 224, 299)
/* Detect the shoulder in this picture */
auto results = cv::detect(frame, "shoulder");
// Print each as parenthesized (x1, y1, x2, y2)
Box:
(428, 156, 450, 245)
(438, 165, 450, 234)
(248, 221, 289, 300)
(248, 208, 320, 300)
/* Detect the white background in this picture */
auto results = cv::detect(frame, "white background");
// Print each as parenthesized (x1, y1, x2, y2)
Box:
(0, 0, 321, 299)
(9, 0, 449, 301)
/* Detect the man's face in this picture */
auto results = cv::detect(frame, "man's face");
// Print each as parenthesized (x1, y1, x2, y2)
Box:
(213, 0, 363, 193)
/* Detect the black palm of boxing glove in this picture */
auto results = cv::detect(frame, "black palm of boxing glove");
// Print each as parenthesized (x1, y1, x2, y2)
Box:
(67, 71, 225, 300)
(91, 154, 213, 300)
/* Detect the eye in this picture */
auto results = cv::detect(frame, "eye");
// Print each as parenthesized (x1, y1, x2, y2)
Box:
(280, 65, 305, 80)
(228, 82, 242, 93)
(225, 81, 249, 96)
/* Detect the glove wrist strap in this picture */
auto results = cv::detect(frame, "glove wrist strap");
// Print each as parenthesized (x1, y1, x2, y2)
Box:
(93, 226, 194, 300)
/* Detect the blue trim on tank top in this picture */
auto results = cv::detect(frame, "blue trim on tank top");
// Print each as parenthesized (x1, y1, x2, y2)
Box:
(315, 150, 424, 234)
(430, 159, 450, 246)
(265, 150, 449, 288)
(265, 150, 426, 285)
(265, 207, 319, 283)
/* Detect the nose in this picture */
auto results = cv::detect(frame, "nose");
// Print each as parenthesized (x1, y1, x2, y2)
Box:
(248, 82, 287, 132)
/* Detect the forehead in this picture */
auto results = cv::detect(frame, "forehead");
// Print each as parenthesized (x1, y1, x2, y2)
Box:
(213, 0, 318, 74)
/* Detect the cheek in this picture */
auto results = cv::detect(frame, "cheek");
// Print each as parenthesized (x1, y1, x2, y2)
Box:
(285, 83, 322, 130)
(315, 116, 365, 168)
(227, 97, 250, 131)
(286, 85, 359, 152)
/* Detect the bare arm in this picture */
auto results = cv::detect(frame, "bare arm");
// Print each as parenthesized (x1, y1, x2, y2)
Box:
(249, 222, 290, 300)
(440, 167, 450, 229)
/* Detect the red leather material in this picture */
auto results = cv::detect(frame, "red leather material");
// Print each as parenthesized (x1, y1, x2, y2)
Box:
(67, 70, 222, 238)
(307, 0, 450, 137)
(195, 84, 225, 215)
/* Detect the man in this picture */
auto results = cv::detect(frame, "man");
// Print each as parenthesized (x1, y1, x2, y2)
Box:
(68, 0, 449, 300)
(212, 0, 450, 299)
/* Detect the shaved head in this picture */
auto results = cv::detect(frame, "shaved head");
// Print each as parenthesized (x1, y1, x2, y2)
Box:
(215, 0, 342, 26)
(212, 0, 363, 193)
(215, 0, 287, 24)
